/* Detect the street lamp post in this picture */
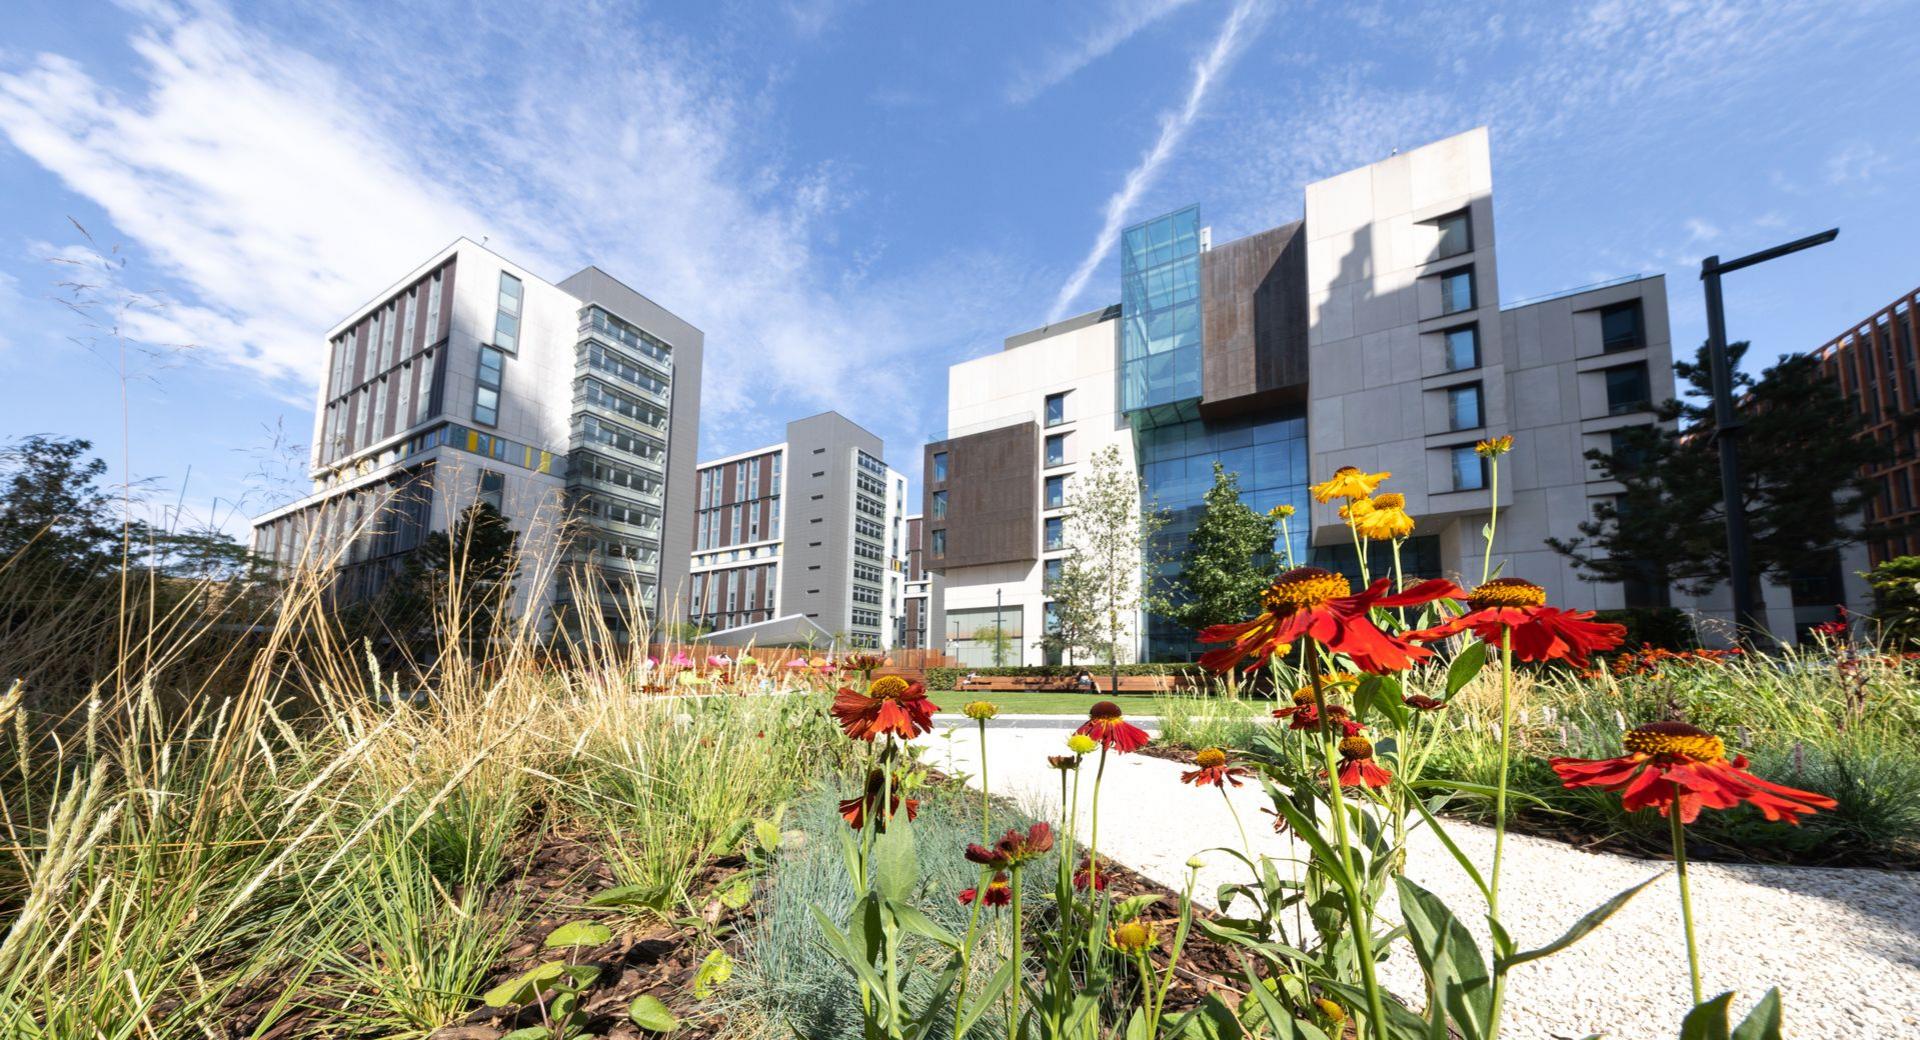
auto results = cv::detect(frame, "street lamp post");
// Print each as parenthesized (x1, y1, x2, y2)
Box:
(1700, 227, 1838, 640)
(994, 587, 1005, 667)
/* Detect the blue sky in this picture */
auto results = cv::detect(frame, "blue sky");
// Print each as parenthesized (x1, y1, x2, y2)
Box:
(2, 0, 1917, 539)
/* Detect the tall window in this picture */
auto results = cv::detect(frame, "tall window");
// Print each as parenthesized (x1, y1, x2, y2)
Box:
(1450, 446, 1487, 491)
(425, 271, 443, 343)
(494, 272, 523, 353)
(474, 346, 504, 426)
(477, 470, 505, 512)
(1044, 516, 1064, 551)
(1448, 383, 1483, 431)
(931, 530, 946, 557)
(1045, 433, 1067, 467)
(402, 288, 418, 356)
(1608, 428, 1650, 476)
(1445, 325, 1480, 371)
(1043, 558, 1062, 590)
(1600, 301, 1645, 353)
(932, 452, 948, 482)
(1439, 269, 1475, 315)
(1044, 474, 1065, 509)
(931, 490, 948, 520)
(1434, 210, 1471, 260)
(1605, 364, 1651, 415)
(1045, 391, 1068, 427)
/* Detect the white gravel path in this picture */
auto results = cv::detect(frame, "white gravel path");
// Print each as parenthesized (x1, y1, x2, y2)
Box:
(916, 721, 1920, 1040)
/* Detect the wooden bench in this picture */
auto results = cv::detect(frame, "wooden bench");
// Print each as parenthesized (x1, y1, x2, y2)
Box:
(950, 675, 1184, 694)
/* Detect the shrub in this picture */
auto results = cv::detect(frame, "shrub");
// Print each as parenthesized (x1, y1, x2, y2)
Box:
(1591, 606, 1698, 650)
(924, 663, 1201, 689)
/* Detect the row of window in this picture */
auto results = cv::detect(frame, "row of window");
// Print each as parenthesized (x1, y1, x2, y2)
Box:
(575, 453, 660, 498)
(699, 453, 781, 510)
(850, 608, 881, 629)
(583, 493, 662, 532)
(494, 272, 523, 353)
(854, 516, 884, 540)
(854, 539, 884, 562)
(578, 414, 665, 464)
(857, 450, 887, 477)
(584, 342, 670, 400)
(696, 499, 780, 549)
(328, 268, 444, 402)
(584, 307, 674, 368)
(856, 471, 888, 497)
(853, 586, 881, 606)
(583, 378, 668, 430)
(474, 345, 504, 425)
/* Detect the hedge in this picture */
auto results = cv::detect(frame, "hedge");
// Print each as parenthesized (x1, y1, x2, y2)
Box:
(923, 663, 1204, 690)
(1591, 607, 1697, 650)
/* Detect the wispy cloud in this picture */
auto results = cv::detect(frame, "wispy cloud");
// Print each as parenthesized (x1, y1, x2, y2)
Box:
(1046, 0, 1265, 321)
(0, 0, 1030, 486)
(1007, 0, 1201, 105)
(1824, 140, 1888, 185)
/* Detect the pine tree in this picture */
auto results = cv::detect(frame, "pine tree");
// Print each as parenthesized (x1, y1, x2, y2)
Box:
(382, 502, 520, 651)
(1549, 341, 1885, 599)
(1170, 462, 1281, 633)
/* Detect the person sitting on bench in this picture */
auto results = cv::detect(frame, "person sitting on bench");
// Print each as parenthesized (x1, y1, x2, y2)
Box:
(1075, 669, 1095, 692)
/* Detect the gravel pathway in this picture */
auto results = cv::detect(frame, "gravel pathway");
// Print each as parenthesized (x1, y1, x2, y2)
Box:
(915, 722, 1920, 1040)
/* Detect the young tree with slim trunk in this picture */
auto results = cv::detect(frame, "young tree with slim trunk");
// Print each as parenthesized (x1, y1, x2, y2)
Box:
(1052, 445, 1168, 692)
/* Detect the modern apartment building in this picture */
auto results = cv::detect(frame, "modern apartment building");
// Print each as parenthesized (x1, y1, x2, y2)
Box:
(685, 412, 911, 650)
(1815, 284, 1920, 564)
(900, 514, 945, 650)
(927, 128, 1681, 665)
(250, 239, 703, 630)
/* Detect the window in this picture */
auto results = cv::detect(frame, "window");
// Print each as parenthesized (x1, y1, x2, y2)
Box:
(425, 271, 443, 343)
(1045, 433, 1067, 467)
(1044, 474, 1065, 509)
(931, 490, 948, 520)
(402, 289, 418, 357)
(1605, 364, 1651, 415)
(931, 530, 946, 557)
(1448, 383, 1483, 431)
(1608, 428, 1649, 476)
(1444, 325, 1480, 371)
(1434, 210, 1471, 260)
(1044, 516, 1064, 551)
(477, 470, 505, 512)
(1439, 269, 1475, 315)
(1450, 446, 1486, 491)
(932, 452, 948, 482)
(1600, 301, 1645, 353)
(493, 272, 524, 354)
(1045, 391, 1068, 427)
(474, 345, 504, 425)
(1042, 558, 1062, 590)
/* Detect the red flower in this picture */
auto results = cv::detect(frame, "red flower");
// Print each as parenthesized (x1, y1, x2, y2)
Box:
(1181, 747, 1253, 788)
(1402, 694, 1447, 711)
(1335, 725, 1392, 788)
(1074, 701, 1151, 753)
(839, 770, 919, 831)
(1072, 856, 1109, 892)
(1406, 578, 1625, 667)
(965, 822, 1055, 868)
(959, 872, 1013, 907)
(1549, 721, 1837, 824)
(1198, 567, 1461, 674)
(832, 675, 939, 741)
(842, 652, 890, 674)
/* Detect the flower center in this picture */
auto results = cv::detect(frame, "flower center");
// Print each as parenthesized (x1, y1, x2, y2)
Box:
(1468, 577, 1547, 610)
(1291, 687, 1318, 706)
(1261, 567, 1353, 613)
(1373, 493, 1406, 510)
(1338, 735, 1374, 760)
(1623, 721, 1725, 763)
(1111, 921, 1154, 951)
(1195, 747, 1227, 769)
(1088, 700, 1124, 721)
(869, 675, 911, 700)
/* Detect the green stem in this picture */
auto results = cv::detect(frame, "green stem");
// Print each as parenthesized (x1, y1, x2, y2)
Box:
(1089, 742, 1110, 888)
(1482, 457, 1501, 585)
(1670, 791, 1705, 1006)
(953, 863, 989, 1039)
(1487, 628, 1515, 1039)
(1312, 652, 1390, 1040)
(1008, 868, 1025, 1040)
(978, 717, 992, 842)
(1280, 516, 1295, 569)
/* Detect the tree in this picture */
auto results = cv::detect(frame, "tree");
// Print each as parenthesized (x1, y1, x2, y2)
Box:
(382, 502, 520, 650)
(1169, 462, 1281, 633)
(1549, 341, 1885, 600)
(971, 624, 1016, 667)
(0, 434, 122, 585)
(1035, 560, 1106, 665)
(1865, 556, 1920, 649)
(1049, 445, 1168, 691)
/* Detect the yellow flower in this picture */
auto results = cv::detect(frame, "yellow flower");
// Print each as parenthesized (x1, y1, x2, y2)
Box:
(1268, 503, 1296, 519)
(1475, 434, 1514, 459)
(1109, 919, 1158, 953)
(1066, 734, 1097, 755)
(963, 700, 999, 721)
(1312, 466, 1390, 503)
(1351, 492, 1415, 541)
(1339, 496, 1376, 523)
(1313, 998, 1347, 1025)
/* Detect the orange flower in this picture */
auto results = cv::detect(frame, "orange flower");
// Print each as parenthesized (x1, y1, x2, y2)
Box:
(831, 675, 938, 741)
(1312, 466, 1390, 502)
(965, 822, 1055, 868)
(1198, 567, 1462, 674)
(1549, 722, 1837, 824)
(1180, 747, 1253, 787)
(839, 769, 920, 831)
(959, 872, 1012, 907)
(1072, 856, 1109, 892)
(1335, 724, 1392, 788)
(1074, 701, 1152, 753)
(1406, 577, 1625, 667)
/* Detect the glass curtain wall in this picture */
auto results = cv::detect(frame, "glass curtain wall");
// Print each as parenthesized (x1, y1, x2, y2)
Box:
(1118, 206, 1203, 412)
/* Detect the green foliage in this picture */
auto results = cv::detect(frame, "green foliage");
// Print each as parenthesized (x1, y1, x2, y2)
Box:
(380, 500, 520, 648)
(1169, 463, 1281, 633)
(1591, 607, 1699, 650)
(1049, 445, 1171, 681)
(1865, 555, 1920, 648)
(1550, 341, 1884, 597)
(0, 433, 122, 582)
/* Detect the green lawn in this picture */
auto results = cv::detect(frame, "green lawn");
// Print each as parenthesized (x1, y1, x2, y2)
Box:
(928, 689, 1169, 716)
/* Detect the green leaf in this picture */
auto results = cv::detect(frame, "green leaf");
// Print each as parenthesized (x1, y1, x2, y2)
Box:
(586, 883, 662, 909)
(870, 816, 919, 902)
(1355, 674, 1408, 728)
(713, 816, 753, 854)
(752, 818, 783, 853)
(482, 960, 566, 1007)
(1113, 892, 1162, 920)
(693, 948, 733, 1000)
(1730, 989, 1784, 1040)
(954, 956, 1018, 1038)
(1679, 992, 1736, 1040)
(1496, 874, 1660, 972)
(1445, 640, 1487, 698)
(1394, 876, 1492, 1040)
(630, 994, 680, 1032)
(1404, 794, 1490, 902)
(715, 873, 754, 909)
(502, 1028, 554, 1040)
(884, 898, 961, 950)
(544, 920, 612, 949)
